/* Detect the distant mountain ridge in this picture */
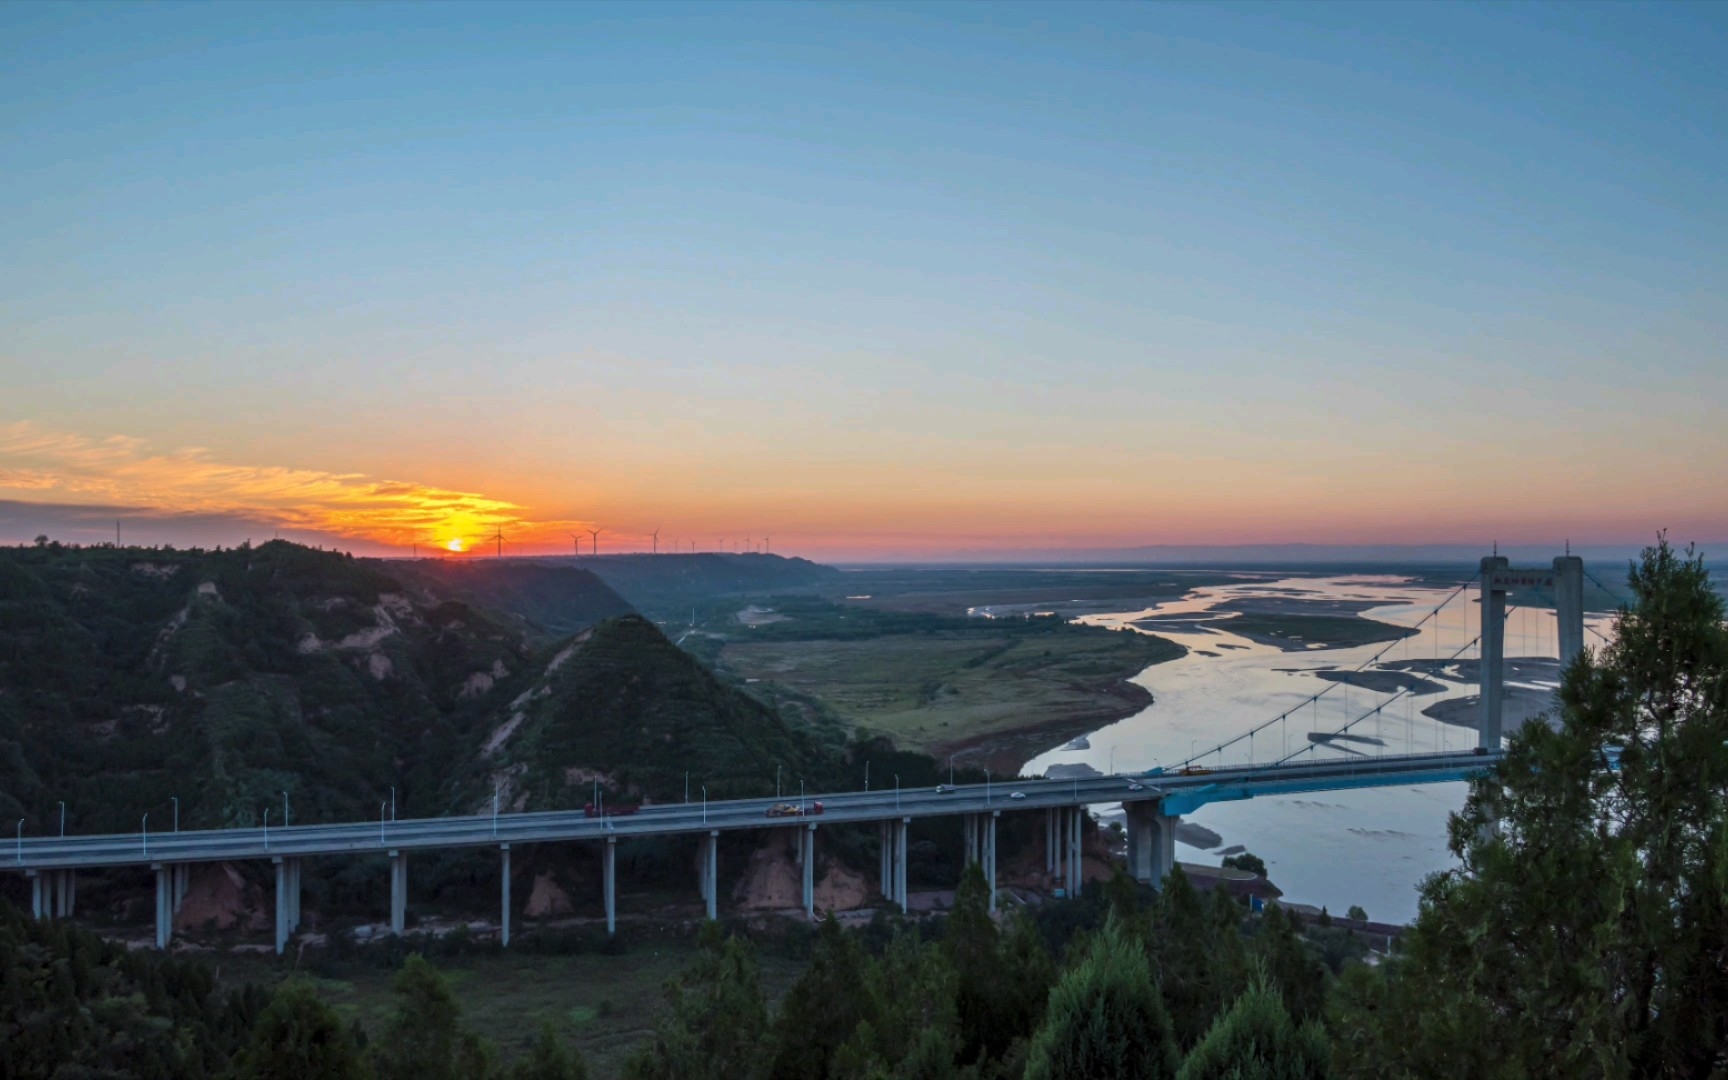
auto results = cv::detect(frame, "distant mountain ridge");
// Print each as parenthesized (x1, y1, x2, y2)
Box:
(848, 541, 1713, 567)
(382, 558, 636, 641)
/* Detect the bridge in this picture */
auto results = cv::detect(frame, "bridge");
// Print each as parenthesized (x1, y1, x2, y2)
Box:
(9, 553, 1607, 952)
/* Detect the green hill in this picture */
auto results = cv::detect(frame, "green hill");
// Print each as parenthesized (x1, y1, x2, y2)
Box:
(0, 541, 839, 841)
(463, 614, 842, 811)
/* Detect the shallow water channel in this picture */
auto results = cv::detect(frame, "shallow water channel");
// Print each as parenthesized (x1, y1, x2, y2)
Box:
(1018, 574, 1614, 922)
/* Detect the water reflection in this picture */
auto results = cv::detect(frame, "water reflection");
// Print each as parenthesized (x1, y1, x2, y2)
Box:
(1024, 575, 1614, 922)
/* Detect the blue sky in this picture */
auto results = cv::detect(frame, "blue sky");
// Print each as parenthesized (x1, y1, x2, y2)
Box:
(1, 2, 1723, 557)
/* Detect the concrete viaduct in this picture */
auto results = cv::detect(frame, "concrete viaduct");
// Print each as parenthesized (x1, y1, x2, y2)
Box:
(13, 750, 1498, 953)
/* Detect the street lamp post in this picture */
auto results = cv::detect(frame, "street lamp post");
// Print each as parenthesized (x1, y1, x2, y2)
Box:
(776, 765, 782, 800)
(702, 786, 708, 825)
(380, 802, 386, 844)
(15, 819, 22, 864)
(799, 778, 804, 814)
(1109, 746, 1115, 776)
(948, 756, 954, 786)
(492, 783, 499, 838)
(263, 807, 269, 851)
(390, 786, 396, 822)
(864, 761, 869, 792)
(685, 772, 689, 804)
(141, 813, 148, 857)
(282, 792, 290, 828)
(894, 774, 900, 812)
(58, 801, 65, 838)
(986, 770, 991, 804)
(171, 797, 178, 833)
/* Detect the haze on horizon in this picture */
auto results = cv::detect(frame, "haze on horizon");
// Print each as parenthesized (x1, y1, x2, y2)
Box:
(2, 2, 1724, 562)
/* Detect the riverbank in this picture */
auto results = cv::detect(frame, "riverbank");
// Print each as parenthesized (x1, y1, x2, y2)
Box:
(722, 622, 1183, 774)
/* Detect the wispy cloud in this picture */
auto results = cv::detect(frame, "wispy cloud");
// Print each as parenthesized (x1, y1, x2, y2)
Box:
(0, 422, 583, 550)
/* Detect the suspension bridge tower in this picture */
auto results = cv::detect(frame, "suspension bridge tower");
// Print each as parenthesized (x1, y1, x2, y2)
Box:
(1477, 554, 1585, 749)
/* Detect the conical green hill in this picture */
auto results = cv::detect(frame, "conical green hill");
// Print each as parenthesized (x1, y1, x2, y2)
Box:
(473, 614, 834, 809)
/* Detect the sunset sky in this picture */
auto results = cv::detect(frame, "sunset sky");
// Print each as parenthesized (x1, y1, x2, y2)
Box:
(2, 3, 1724, 560)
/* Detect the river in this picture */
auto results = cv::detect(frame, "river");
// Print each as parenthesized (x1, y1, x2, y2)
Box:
(1018, 573, 1615, 923)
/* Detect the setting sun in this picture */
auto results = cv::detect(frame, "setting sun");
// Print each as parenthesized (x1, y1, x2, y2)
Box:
(445, 538, 463, 553)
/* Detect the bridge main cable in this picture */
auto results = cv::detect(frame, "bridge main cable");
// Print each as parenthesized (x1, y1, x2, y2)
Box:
(1175, 572, 1482, 770)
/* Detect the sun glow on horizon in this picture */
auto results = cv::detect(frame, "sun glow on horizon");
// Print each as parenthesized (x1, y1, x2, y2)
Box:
(445, 538, 463, 553)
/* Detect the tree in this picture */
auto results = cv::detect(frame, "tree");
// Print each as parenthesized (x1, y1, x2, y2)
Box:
(228, 980, 371, 1080)
(371, 954, 496, 1080)
(1148, 866, 1250, 1048)
(1249, 905, 1325, 1026)
(1344, 905, 1366, 923)
(510, 1021, 588, 1080)
(1222, 853, 1267, 878)
(1332, 538, 1728, 1078)
(832, 931, 963, 1080)
(769, 914, 874, 1080)
(623, 923, 771, 1080)
(1177, 978, 1327, 1080)
(1024, 919, 1180, 1080)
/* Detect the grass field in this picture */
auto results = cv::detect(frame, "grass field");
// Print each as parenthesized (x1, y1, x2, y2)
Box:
(215, 941, 809, 1078)
(722, 626, 1180, 766)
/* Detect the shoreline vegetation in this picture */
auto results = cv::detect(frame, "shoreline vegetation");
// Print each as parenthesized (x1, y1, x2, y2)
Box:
(1132, 598, 1421, 652)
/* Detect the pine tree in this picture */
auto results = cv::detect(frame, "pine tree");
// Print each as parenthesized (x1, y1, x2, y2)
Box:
(1249, 905, 1325, 1026)
(371, 954, 496, 1080)
(769, 914, 874, 1080)
(228, 980, 371, 1080)
(1023, 919, 1180, 1080)
(1149, 866, 1250, 1048)
(1177, 977, 1327, 1080)
(832, 929, 963, 1080)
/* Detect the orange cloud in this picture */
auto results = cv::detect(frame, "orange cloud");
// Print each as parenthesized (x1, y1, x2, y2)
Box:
(0, 422, 586, 551)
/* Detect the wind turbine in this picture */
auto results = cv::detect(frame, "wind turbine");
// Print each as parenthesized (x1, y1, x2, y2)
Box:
(568, 532, 582, 556)
(650, 527, 660, 555)
(488, 527, 506, 558)
(587, 527, 603, 556)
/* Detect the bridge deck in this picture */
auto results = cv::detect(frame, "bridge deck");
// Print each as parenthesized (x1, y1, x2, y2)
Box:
(9, 751, 1499, 872)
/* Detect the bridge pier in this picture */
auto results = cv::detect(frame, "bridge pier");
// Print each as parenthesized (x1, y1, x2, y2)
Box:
(1068, 806, 1082, 895)
(698, 831, 718, 920)
(31, 869, 78, 921)
(1045, 809, 1056, 874)
(1124, 802, 1177, 889)
(894, 818, 909, 910)
(800, 823, 816, 919)
(500, 845, 511, 947)
(604, 836, 617, 936)
(878, 821, 889, 896)
(152, 864, 173, 949)
(273, 857, 302, 954)
(984, 811, 998, 914)
(389, 850, 407, 936)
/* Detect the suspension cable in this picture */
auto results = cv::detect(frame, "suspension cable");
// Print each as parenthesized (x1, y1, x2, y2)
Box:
(1175, 572, 1481, 768)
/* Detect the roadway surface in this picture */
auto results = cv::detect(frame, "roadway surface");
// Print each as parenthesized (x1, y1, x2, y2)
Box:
(9, 750, 1500, 872)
